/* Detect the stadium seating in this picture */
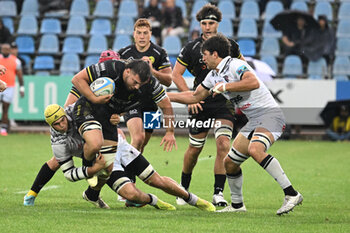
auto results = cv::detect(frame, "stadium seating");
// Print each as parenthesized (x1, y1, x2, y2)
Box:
(282, 55, 303, 78)
(17, 15, 38, 35)
(118, 0, 138, 18)
(2, 17, 14, 34)
(314, 1, 333, 21)
(336, 20, 350, 38)
(176, 0, 187, 17)
(332, 56, 350, 76)
(218, 18, 234, 38)
(93, 0, 114, 18)
(264, 1, 284, 20)
(262, 20, 282, 38)
(218, 1, 235, 20)
(163, 36, 182, 56)
(40, 18, 61, 35)
(38, 34, 59, 54)
(240, 1, 260, 19)
(0, 1, 17, 17)
(335, 38, 350, 56)
(115, 16, 134, 35)
(70, 0, 89, 17)
(87, 35, 108, 54)
(260, 38, 280, 56)
(307, 58, 328, 79)
(16, 36, 35, 54)
(290, 1, 308, 11)
(60, 53, 80, 75)
(90, 18, 111, 36)
(237, 19, 258, 39)
(62, 37, 84, 54)
(238, 39, 256, 57)
(338, 2, 350, 20)
(20, 0, 39, 16)
(33, 55, 55, 70)
(191, 0, 209, 18)
(113, 35, 132, 51)
(261, 55, 278, 74)
(84, 55, 99, 68)
(66, 16, 87, 36)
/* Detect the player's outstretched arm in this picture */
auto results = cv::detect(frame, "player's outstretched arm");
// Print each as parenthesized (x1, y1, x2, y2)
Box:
(157, 97, 177, 152)
(172, 61, 190, 91)
(168, 85, 210, 104)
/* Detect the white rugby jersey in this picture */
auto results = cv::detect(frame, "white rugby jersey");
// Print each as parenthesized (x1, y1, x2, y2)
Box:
(50, 104, 84, 162)
(201, 56, 281, 120)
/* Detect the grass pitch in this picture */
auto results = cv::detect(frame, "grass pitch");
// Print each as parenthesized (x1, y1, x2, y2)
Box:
(0, 134, 349, 233)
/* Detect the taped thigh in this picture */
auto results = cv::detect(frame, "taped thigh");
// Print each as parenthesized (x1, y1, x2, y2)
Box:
(214, 124, 233, 139)
(109, 171, 132, 193)
(189, 134, 207, 148)
(100, 145, 117, 167)
(78, 120, 102, 136)
(250, 132, 272, 151)
(227, 146, 250, 165)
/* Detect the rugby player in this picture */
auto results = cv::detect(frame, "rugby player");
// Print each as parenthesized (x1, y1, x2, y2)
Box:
(168, 34, 303, 215)
(171, 4, 245, 207)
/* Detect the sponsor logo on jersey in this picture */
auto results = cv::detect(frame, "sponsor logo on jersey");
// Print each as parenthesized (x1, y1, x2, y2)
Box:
(149, 56, 155, 64)
(236, 65, 248, 76)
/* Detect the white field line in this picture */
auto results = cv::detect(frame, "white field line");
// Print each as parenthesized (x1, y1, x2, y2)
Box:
(198, 156, 214, 161)
(14, 185, 60, 194)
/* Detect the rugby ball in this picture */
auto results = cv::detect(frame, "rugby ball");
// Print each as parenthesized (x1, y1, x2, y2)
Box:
(90, 77, 115, 96)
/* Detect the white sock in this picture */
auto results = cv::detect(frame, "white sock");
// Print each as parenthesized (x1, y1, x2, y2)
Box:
(227, 170, 243, 204)
(261, 155, 292, 189)
(148, 193, 158, 206)
(186, 192, 198, 206)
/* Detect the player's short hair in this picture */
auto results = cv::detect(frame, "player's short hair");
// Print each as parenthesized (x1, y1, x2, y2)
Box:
(134, 18, 152, 31)
(44, 104, 65, 126)
(201, 34, 231, 58)
(125, 59, 151, 83)
(196, 3, 222, 22)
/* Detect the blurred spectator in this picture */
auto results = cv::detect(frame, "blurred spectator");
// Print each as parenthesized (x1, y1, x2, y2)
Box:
(10, 42, 27, 74)
(316, 15, 336, 64)
(141, 0, 163, 44)
(189, 28, 200, 41)
(326, 105, 350, 141)
(281, 16, 315, 62)
(0, 19, 12, 45)
(0, 44, 24, 136)
(38, 0, 70, 15)
(161, 0, 184, 42)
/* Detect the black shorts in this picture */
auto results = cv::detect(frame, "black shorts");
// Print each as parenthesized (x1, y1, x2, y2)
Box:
(73, 97, 118, 141)
(189, 94, 235, 135)
(123, 99, 158, 133)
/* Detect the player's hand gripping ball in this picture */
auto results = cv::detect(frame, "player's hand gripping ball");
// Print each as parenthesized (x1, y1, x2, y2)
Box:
(90, 77, 115, 96)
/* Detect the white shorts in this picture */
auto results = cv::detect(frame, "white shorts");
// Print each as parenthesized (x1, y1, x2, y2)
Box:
(112, 135, 141, 172)
(240, 110, 286, 141)
(0, 86, 14, 103)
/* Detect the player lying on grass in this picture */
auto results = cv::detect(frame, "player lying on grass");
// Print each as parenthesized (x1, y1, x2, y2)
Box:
(168, 34, 303, 215)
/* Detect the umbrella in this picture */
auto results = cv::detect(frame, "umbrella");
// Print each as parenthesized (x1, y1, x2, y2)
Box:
(320, 100, 350, 127)
(270, 10, 319, 33)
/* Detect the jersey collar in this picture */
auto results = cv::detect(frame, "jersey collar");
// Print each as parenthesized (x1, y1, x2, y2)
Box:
(216, 56, 231, 73)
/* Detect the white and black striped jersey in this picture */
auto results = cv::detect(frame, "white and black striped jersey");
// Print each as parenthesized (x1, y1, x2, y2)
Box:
(50, 104, 89, 182)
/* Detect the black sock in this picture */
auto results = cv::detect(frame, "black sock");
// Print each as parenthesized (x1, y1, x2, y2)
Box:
(231, 202, 243, 209)
(31, 163, 56, 193)
(85, 186, 100, 201)
(214, 174, 226, 194)
(181, 172, 192, 190)
(283, 185, 298, 196)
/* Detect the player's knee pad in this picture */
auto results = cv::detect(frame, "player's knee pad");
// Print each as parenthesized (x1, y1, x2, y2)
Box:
(100, 145, 117, 168)
(251, 132, 272, 151)
(138, 164, 155, 182)
(227, 147, 249, 165)
(189, 135, 207, 148)
(78, 120, 102, 136)
(214, 124, 233, 139)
